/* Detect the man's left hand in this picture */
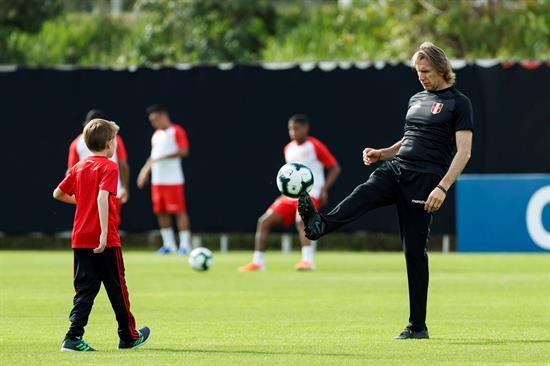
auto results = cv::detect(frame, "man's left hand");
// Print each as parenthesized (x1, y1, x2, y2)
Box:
(424, 187, 446, 213)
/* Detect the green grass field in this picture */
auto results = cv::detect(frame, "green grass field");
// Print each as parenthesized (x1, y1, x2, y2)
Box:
(1, 250, 549, 365)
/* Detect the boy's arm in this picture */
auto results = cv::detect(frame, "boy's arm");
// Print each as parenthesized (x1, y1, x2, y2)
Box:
(116, 136, 130, 203)
(94, 189, 110, 254)
(137, 158, 152, 189)
(118, 160, 130, 203)
(53, 187, 76, 204)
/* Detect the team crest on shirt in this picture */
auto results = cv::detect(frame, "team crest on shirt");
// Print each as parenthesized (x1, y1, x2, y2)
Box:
(431, 102, 444, 114)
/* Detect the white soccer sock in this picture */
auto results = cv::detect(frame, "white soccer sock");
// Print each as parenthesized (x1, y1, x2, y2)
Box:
(253, 251, 265, 266)
(179, 230, 191, 250)
(160, 228, 177, 251)
(302, 244, 315, 263)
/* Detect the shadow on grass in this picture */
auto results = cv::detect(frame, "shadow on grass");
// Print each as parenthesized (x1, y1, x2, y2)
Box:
(433, 338, 550, 345)
(146, 348, 368, 358)
(147, 338, 550, 355)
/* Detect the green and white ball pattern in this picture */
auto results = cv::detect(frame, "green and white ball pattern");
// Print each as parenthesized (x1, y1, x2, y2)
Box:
(276, 162, 314, 198)
(188, 247, 213, 271)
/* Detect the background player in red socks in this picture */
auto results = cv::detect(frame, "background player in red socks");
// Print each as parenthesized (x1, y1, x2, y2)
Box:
(239, 114, 341, 272)
(137, 105, 191, 255)
(54, 119, 150, 352)
(68, 109, 130, 226)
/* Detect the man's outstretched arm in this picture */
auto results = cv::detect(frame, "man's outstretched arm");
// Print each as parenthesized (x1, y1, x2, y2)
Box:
(424, 130, 472, 213)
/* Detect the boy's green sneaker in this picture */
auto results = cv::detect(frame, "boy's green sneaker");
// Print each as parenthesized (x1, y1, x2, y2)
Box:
(118, 327, 151, 350)
(60, 338, 96, 352)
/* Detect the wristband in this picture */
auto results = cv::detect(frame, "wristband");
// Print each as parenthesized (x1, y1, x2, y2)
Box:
(436, 185, 447, 195)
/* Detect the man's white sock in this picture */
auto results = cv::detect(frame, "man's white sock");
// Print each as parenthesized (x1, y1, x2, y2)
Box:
(302, 244, 315, 263)
(160, 228, 177, 251)
(253, 251, 265, 266)
(179, 230, 191, 250)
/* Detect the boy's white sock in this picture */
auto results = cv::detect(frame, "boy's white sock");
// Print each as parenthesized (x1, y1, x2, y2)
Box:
(160, 228, 177, 251)
(301, 244, 315, 263)
(253, 251, 265, 266)
(179, 230, 191, 250)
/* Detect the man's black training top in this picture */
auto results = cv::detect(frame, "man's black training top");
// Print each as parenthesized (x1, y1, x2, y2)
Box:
(395, 86, 474, 177)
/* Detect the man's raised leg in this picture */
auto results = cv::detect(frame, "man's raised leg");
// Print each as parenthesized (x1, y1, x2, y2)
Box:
(299, 164, 396, 239)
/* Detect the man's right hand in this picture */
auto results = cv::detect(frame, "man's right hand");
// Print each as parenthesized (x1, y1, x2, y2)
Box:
(137, 160, 153, 189)
(137, 168, 149, 189)
(119, 187, 129, 203)
(363, 148, 382, 165)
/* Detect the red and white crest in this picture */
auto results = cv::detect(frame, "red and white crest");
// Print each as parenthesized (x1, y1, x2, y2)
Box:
(431, 102, 444, 114)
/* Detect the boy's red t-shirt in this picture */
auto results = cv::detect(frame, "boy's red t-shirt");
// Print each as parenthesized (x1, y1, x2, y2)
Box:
(58, 156, 121, 248)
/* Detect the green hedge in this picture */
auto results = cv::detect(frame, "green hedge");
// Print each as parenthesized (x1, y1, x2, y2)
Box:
(0, 232, 453, 252)
(1, 0, 549, 65)
(8, 13, 127, 65)
(264, 1, 550, 61)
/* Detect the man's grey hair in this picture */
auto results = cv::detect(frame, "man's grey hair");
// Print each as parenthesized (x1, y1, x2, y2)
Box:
(411, 42, 456, 86)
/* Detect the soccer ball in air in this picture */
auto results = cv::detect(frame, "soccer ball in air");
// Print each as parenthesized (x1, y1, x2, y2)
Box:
(188, 247, 213, 271)
(276, 162, 314, 198)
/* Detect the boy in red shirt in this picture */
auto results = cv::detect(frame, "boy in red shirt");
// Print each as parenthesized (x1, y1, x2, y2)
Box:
(54, 119, 151, 352)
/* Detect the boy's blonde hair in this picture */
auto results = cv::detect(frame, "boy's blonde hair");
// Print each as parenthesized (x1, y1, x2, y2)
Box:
(411, 42, 456, 86)
(83, 119, 119, 151)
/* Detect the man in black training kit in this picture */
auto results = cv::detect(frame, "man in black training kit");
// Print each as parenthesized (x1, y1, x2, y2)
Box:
(299, 42, 473, 339)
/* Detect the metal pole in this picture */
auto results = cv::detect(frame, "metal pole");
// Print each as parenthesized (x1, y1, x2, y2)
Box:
(442, 235, 450, 254)
(191, 235, 202, 249)
(220, 234, 229, 253)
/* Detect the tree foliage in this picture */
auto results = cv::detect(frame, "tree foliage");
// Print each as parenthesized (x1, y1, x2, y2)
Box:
(0, 0, 62, 32)
(0, 0, 62, 62)
(264, 0, 550, 61)
(9, 13, 127, 65)
(122, 0, 277, 64)
(1, 0, 549, 66)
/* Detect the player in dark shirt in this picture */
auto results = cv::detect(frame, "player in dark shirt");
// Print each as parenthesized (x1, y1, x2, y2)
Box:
(396, 86, 473, 177)
(299, 42, 474, 339)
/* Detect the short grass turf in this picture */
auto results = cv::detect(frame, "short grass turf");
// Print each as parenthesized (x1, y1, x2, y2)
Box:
(1, 251, 549, 366)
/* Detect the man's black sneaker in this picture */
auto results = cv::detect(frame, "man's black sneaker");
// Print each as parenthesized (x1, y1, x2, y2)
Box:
(118, 326, 151, 350)
(393, 327, 429, 339)
(60, 338, 96, 352)
(298, 193, 325, 240)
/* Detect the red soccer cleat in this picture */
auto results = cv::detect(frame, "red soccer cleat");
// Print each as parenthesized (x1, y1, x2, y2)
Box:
(294, 260, 316, 271)
(238, 262, 265, 272)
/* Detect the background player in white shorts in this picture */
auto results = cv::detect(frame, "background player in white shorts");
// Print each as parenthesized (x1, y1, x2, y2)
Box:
(67, 109, 130, 226)
(239, 114, 341, 271)
(137, 105, 191, 255)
